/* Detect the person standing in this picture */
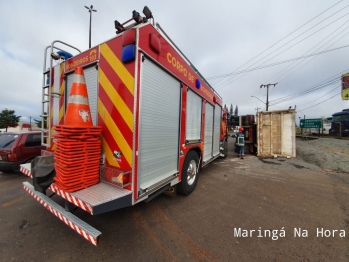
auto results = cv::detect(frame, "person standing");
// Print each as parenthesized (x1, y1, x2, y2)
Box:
(236, 127, 245, 159)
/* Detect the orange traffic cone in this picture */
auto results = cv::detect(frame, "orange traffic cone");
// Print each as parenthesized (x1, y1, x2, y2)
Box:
(64, 66, 93, 127)
(52, 66, 102, 192)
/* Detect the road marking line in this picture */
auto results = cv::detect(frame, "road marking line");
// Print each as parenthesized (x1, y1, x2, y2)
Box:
(2, 196, 24, 208)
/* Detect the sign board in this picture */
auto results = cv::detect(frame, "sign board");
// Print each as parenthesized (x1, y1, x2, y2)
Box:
(300, 118, 322, 129)
(341, 73, 349, 100)
(64, 47, 99, 73)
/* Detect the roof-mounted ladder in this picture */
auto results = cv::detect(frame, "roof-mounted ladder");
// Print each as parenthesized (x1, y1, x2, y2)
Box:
(41, 41, 81, 147)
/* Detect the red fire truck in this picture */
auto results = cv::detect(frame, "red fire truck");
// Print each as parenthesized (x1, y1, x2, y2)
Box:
(20, 6, 226, 245)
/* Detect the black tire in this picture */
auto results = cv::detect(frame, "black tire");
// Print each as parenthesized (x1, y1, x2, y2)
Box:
(0, 169, 15, 173)
(220, 139, 228, 159)
(177, 151, 199, 196)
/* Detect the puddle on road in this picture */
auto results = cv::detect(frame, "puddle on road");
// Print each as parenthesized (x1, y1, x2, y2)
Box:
(258, 158, 282, 165)
(289, 163, 306, 169)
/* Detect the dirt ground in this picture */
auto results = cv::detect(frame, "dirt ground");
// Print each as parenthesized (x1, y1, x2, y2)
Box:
(1, 137, 349, 261)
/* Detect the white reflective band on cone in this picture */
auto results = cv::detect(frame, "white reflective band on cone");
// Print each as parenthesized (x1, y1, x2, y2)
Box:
(68, 95, 89, 105)
(73, 75, 86, 84)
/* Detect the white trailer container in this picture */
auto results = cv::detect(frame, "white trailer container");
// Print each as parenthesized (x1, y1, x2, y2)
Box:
(257, 109, 296, 158)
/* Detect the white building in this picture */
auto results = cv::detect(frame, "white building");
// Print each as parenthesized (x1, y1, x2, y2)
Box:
(0, 121, 40, 133)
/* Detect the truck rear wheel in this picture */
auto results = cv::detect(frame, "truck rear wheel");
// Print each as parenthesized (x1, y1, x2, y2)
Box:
(177, 151, 199, 196)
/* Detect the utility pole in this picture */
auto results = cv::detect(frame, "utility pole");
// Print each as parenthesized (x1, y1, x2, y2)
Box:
(255, 107, 261, 121)
(29, 116, 32, 131)
(260, 83, 277, 111)
(85, 5, 97, 49)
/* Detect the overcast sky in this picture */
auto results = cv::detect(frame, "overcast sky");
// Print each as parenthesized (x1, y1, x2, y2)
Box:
(1, 0, 349, 125)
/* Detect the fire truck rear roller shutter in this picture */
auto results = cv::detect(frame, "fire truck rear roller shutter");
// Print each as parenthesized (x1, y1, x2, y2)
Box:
(138, 58, 180, 190)
(186, 89, 202, 141)
(213, 104, 222, 156)
(203, 103, 214, 162)
(66, 65, 98, 125)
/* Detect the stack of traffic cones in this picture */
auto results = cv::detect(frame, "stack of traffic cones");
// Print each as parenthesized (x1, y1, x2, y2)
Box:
(52, 66, 102, 192)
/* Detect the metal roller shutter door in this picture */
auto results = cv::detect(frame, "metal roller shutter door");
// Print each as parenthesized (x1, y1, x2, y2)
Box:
(66, 65, 98, 125)
(186, 89, 202, 140)
(213, 104, 222, 156)
(203, 103, 214, 161)
(139, 58, 181, 190)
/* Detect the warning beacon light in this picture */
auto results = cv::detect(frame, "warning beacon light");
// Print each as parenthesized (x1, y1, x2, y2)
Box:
(51, 51, 73, 61)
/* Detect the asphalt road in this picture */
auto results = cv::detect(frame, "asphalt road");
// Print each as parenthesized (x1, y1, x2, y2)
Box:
(1, 139, 349, 261)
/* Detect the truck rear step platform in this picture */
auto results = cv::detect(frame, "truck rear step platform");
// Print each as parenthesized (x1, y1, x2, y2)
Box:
(23, 182, 101, 245)
(20, 163, 132, 215)
(21, 163, 133, 245)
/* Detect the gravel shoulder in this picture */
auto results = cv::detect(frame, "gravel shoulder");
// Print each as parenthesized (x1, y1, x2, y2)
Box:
(296, 137, 349, 173)
(1, 136, 349, 261)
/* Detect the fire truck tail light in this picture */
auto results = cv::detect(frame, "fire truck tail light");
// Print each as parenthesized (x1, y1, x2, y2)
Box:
(122, 44, 135, 63)
(122, 29, 135, 47)
(123, 174, 130, 184)
(150, 33, 161, 54)
(195, 79, 201, 89)
(101, 166, 131, 188)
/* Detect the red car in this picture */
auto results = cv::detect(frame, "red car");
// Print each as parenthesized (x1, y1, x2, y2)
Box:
(0, 132, 46, 172)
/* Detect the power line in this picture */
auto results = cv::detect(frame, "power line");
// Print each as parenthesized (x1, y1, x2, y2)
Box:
(215, 43, 347, 92)
(211, 1, 344, 87)
(267, 18, 349, 83)
(269, 68, 348, 105)
(269, 78, 340, 105)
(213, 2, 349, 89)
(270, 68, 347, 102)
(207, 45, 349, 79)
(249, 12, 349, 74)
(215, 15, 349, 91)
(296, 85, 340, 106)
(299, 92, 341, 111)
(276, 30, 349, 83)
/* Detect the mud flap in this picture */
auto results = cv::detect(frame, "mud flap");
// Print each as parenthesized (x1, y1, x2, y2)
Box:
(31, 155, 56, 194)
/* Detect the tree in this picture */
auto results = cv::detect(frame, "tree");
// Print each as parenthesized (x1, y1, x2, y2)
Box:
(229, 104, 233, 116)
(228, 104, 234, 128)
(224, 104, 230, 128)
(234, 105, 238, 116)
(0, 108, 21, 132)
(34, 113, 47, 129)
